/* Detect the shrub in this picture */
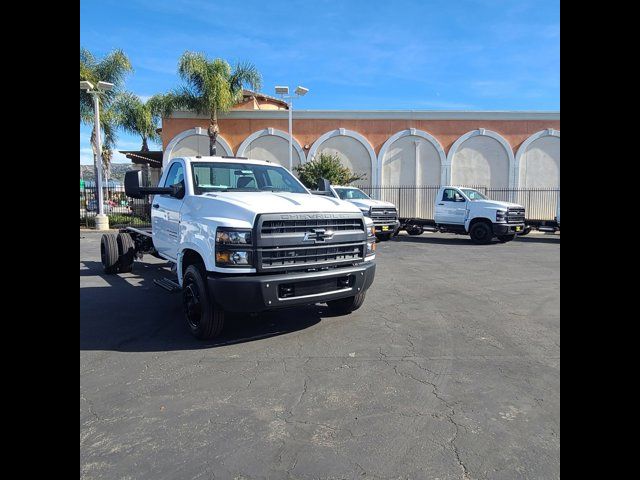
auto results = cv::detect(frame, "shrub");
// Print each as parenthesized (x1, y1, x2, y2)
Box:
(82, 213, 149, 228)
(294, 152, 366, 189)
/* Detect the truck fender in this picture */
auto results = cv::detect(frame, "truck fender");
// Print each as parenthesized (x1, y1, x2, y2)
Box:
(177, 241, 214, 286)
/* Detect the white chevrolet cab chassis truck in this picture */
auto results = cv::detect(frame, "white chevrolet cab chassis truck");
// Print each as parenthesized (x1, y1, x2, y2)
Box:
(403, 186, 526, 244)
(328, 186, 400, 241)
(100, 156, 377, 340)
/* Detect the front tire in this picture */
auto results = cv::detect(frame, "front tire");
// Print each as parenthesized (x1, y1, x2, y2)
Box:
(100, 234, 120, 274)
(406, 225, 422, 236)
(327, 291, 366, 314)
(497, 234, 516, 243)
(182, 264, 225, 340)
(469, 222, 493, 245)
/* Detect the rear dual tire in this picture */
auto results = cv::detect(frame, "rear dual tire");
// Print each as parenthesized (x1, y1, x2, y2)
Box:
(117, 233, 135, 272)
(100, 233, 136, 273)
(100, 234, 120, 274)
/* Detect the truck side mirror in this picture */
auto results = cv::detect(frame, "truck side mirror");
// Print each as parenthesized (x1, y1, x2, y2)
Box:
(125, 170, 179, 198)
(317, 178, 331, 192)
(125, 170, 143, 198)
(172, 180, 185, 199)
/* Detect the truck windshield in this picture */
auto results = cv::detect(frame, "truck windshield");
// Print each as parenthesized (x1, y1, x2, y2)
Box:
(461, 189, 488, 201)
(191, 162, 308, 195)
(335, 188, 370, 200)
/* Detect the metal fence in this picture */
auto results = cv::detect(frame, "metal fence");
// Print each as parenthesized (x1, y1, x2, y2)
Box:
(355, 185, 560, 222)
(80, 185, 152, 228)
(79, 184, 560, 229)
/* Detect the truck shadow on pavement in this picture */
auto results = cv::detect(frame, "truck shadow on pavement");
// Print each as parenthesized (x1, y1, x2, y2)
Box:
(391, 233, 560, 245)
(392, 235, 499, 246)
(80, 260, 324, 352)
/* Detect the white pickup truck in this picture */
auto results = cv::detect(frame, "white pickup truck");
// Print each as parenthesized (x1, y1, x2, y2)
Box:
(99, 156, 377, 339)
(403, 186, 526, 244)
(328, 185, 400, 241)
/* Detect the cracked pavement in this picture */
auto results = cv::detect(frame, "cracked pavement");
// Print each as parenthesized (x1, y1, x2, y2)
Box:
(80, 231, 559, 479)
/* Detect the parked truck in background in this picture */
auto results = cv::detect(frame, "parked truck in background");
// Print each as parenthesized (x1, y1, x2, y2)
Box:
(521, 195, 559, 235)
(328, 185, 400, 241)
(402, 186, 526, 244)
(99, 156, 377, 340)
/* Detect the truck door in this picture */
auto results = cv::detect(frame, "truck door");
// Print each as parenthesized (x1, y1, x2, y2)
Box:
(435, 188, 466, 224)
(152, 160, 185, 260)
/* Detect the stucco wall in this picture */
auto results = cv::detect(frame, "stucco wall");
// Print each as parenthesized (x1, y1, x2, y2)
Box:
(382, 135, 442, 185)
(169, 134, 229, 158)
(315, 135, 373, 186)
(242, 135, 303, 169)
(162, 117, 559, 157)
(519, 136, 560, 188)
(451, 136, 510, 188)
(161, 113, 559, 189)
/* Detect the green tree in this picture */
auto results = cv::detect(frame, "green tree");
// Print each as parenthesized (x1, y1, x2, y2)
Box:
(295, 152, 366, 189)
(80, 48, 132, 175)
(114, 92, 173, 152)
(170, 51, 262, 155)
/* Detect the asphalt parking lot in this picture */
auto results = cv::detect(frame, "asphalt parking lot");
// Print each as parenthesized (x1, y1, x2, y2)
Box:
(80, 230, 559, 480)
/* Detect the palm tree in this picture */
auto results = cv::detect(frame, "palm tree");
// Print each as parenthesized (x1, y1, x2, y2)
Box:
(114, 92, 172, 152)
(171, 51, 262, 155)
(80, 47, 132, 179)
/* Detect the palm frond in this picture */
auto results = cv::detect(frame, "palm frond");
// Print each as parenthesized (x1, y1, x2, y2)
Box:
(230, 61, 262, 93)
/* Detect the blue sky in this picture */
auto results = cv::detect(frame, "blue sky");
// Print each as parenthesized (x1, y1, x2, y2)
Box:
(80, 0, 559, 164)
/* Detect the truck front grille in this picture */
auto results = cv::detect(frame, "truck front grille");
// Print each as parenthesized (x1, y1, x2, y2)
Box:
(506, 207, 525, 223)
(261, 218, 363, 235)
(260, 243, 364, 270)
(255, 213, 366, 272)
(370, 207, 398, 223)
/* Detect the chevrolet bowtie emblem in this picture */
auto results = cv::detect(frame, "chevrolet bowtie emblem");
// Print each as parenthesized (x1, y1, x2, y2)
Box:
(303, 228, 335, 243)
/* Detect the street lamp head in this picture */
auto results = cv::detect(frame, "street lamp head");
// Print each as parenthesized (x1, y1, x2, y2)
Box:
(275, 85, 289, 95)
(80, 80, 94, 90)
(97, 81, 114, 91)
(295, 86, 309, 96)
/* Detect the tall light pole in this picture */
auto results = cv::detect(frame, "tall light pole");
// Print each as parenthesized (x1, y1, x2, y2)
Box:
(80, 80, 113, 230)
(275, 85, 309, 172)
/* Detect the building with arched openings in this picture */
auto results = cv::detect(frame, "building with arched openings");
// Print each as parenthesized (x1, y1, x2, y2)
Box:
(160, 105, 559, 192)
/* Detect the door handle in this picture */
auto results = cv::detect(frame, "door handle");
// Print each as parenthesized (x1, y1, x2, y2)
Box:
(152, 203, 160, 208)
(438, 203, 444, 206)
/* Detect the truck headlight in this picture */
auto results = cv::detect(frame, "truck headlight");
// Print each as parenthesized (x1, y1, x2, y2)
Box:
(216, 250, 252, 266)
(216, 228, 253, 267)
(366, 239, 376, 255)
(360, 207, 371, 217)
(496, 210, 506, 222)
(216, 228, 252, 244)
(368, 225, 376, 237)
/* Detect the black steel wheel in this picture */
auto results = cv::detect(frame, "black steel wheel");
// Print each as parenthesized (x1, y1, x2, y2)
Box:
(469, 222, 493, 245)
(182, 264, 225, 340)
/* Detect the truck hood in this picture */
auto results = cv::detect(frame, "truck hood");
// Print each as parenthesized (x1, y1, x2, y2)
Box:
(345, 198, 396, 210)
(474, 200, 524, 209)
(199, 191, 361, 214)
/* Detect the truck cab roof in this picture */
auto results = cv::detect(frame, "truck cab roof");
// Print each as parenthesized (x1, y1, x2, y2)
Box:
(176, 156, 274, 167)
